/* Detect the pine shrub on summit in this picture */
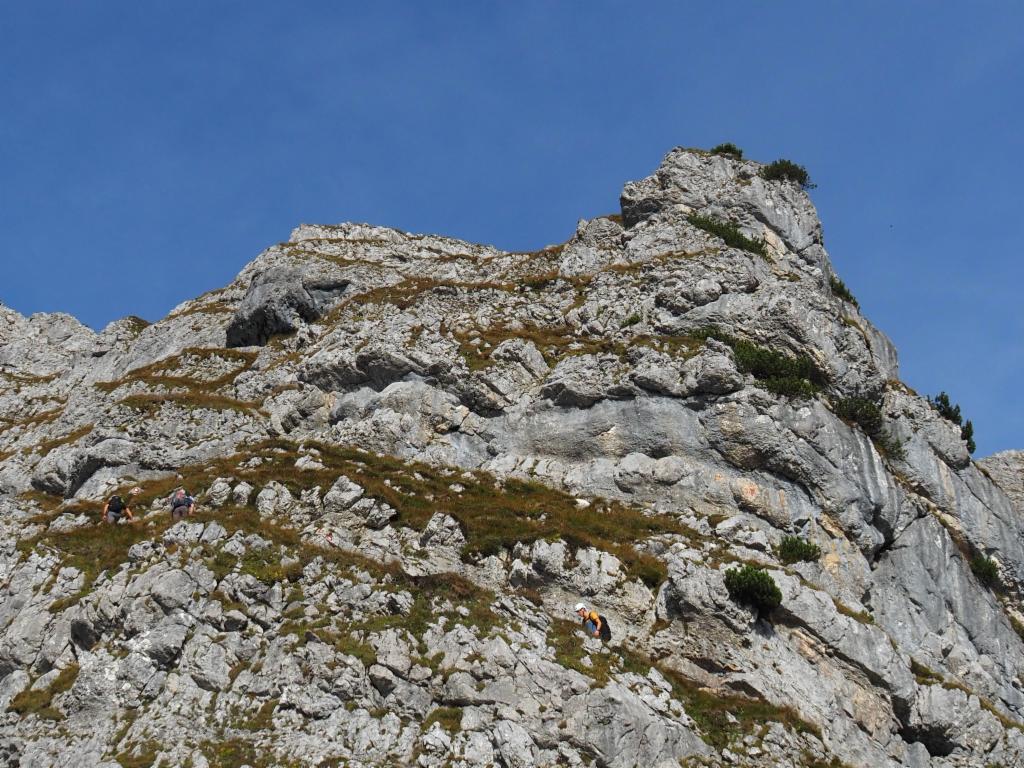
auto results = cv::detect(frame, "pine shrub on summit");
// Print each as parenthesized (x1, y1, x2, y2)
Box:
(760, 158, 815, 190)
(710, 142, 743, 159)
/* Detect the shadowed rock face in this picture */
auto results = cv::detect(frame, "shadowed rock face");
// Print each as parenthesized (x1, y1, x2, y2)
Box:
(226, 266, 349, 347)
(1, 148, 1022, 768)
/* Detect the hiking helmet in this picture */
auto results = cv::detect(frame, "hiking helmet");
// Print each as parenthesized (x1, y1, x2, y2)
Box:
(574, 602, 586, 612)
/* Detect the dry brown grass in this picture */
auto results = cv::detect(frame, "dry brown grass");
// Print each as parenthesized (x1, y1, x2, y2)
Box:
(96, 348, 257, 393)
(7, 664, 79, 720)
(33, 425, 94, 457)
(32, 437, 688, 591)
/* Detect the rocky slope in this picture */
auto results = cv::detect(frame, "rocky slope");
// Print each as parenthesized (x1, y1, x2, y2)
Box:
(1, 147, 1022, 768)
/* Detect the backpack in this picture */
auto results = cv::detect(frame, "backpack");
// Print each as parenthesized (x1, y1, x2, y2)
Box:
(108, 495, 124, 513)
(598, 615, 612, 642)
(170, 489, 189, 509)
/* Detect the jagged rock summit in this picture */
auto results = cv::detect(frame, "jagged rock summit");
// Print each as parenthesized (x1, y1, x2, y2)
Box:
(1, 147, 1022, 768)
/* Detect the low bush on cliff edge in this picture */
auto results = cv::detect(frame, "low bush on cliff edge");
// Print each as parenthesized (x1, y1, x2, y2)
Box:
(760, 158, 816, 189)
(710, 142, 743, 159)
(928, 392, 976, 454)
(829, 275, 859, 308)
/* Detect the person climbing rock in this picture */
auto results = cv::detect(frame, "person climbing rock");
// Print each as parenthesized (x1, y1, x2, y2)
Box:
(101, 494, 133, 524)
(574, 602, 611, 641)
(169, 488, 195, 521)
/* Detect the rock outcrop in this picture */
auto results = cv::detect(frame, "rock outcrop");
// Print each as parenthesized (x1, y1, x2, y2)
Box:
(1, 147, 1021, 767)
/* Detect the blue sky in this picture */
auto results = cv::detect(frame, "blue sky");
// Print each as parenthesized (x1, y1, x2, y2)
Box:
(1, 2, 1021, 456)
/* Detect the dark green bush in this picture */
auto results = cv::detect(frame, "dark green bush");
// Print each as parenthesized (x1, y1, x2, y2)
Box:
(730, 340, 823, 399)
(687, 215, 766, 257)
(760, 159, 815, 189)
(776, 536, 821, 565)
(834, 396, 883, 437)
(761, 375, 817, 400)
(928, 392, 976, 454)
(724, 565, 782, 616)
(929, 392, 962, 424)
(710, 142, 743, 159)
(829, 276, 859, 308)
(962, 420, 976, 454)
(696, 328, 826, 400)
(730, 340, 821, 384)
(971, 555, 999, 587)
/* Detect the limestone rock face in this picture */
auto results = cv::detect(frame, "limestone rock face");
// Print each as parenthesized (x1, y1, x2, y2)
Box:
(0, 148, 1021, 767)
(981, 450, 1024, 510)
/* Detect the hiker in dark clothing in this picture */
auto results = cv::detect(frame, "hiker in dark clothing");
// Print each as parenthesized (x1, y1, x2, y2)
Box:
(101, 494, 133, 524)
(169, 488, 195, 521)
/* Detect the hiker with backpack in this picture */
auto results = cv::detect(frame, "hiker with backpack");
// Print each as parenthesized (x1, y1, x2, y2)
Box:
(574, 602, 611, 641)
(101, 494, 134, 524)
(169, 488, 196, 521)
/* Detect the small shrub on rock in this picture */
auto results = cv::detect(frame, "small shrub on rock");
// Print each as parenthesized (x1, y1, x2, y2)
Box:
(971, 555, 1000, 588)
(696, 328, 826, 400)
(874, 432, 907, 462)
(829, 276, 859, 308)
(724, 565, 782, 616)
(687, 215, 766, 257)
(760, 159, 815, 189)
(710, 142, 743, 159)
(776, 535, 821, 565)
(834, 396, 884, 437)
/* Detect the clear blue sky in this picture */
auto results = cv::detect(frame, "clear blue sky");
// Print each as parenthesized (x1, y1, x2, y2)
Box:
(1, 2, 1021, 456)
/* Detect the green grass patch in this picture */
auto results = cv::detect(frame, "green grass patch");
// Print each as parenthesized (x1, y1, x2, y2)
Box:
(279, 440, 688, 588)
(200, 738, 269, 768)
(687, 215, 766, 257)
(659, 664, 818, 750)
(547, 618, 650, 686)
(238, 698, 278, 731)
(115, 741, 161, 768)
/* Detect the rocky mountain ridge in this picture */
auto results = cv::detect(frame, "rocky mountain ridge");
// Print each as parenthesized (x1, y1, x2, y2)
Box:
(0, 147, 1022, 767)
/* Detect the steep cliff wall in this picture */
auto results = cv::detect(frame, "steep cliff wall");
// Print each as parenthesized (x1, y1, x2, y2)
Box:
(0, 148, 1021, 767)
